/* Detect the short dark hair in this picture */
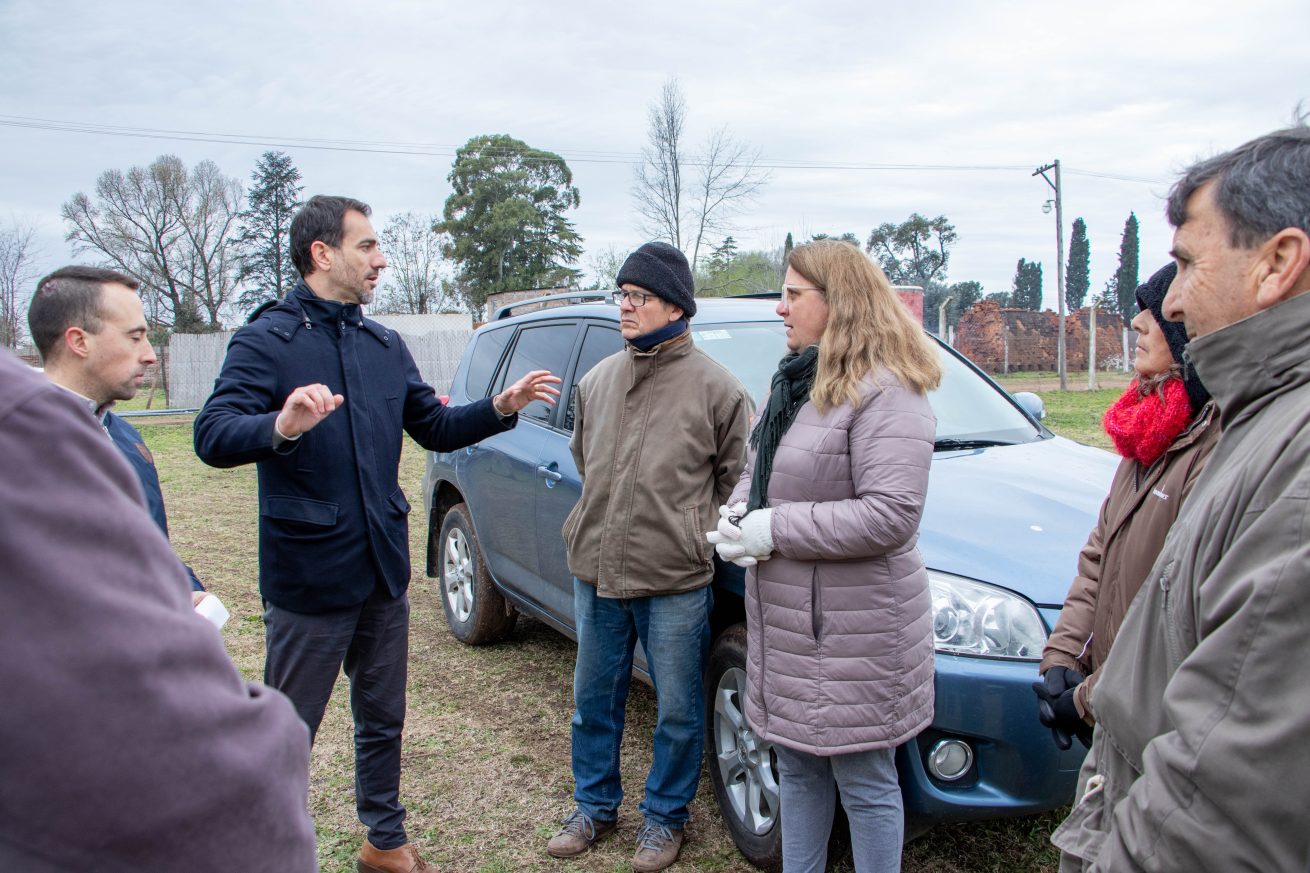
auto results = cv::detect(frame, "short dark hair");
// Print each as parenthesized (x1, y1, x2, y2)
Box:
(290, 195, 371, 277)
(28, 266, 140, 361)
(1166, 123, 1310, 247)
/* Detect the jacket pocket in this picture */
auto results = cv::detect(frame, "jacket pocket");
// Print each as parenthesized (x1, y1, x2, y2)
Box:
(681, 504, 710, 566)
(1157, 560, 1183, 669)
(263, 495, 339, 527)
(389, 486, 411, 515)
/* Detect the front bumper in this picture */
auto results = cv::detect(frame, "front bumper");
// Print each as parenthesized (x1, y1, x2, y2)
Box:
(898, 652, 1087, 820)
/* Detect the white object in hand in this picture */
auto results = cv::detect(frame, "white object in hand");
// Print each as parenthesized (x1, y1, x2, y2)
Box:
(737, 509, 775, 557)
(194, 593, 230, 631)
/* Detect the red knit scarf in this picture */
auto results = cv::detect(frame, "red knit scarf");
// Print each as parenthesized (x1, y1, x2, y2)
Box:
(1102, 378, 1193, 466)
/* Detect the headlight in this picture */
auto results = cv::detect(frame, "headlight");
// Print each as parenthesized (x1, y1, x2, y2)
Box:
(928, 570, 1046, 659)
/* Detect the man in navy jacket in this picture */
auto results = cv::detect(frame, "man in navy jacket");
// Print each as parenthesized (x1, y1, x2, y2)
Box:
(195, 195, 559, 873)
(28, 265, 209, 600)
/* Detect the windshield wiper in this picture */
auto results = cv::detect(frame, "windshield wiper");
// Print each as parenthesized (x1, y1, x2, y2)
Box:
(933, 438, 1016, 451)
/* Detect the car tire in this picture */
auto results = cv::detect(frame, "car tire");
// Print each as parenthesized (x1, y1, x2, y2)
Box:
(706, 623, 783, 872)
(436, 502, 517, 644)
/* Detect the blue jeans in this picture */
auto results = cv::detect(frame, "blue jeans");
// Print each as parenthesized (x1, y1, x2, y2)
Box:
(775, 744, 904, 873)
(570, 578, 712, 828)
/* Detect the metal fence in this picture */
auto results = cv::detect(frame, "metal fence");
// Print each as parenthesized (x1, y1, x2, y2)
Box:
(167, 325, 474, 410)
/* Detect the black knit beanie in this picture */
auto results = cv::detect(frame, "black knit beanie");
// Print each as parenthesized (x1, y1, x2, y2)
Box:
(1135, 262, 1211, 413)
(615, 241, 696, 318)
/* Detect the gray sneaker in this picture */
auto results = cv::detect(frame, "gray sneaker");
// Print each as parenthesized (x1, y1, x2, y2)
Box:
(631, 820, 684, 872)
(546, 809, 617, 858)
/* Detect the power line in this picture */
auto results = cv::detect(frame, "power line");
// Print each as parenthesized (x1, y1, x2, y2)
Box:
(0, 113, 1161, 181)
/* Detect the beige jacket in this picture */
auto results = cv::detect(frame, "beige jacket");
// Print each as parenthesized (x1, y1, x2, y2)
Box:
(1053, 290, 1310, 872)
(563, 331, 753, 598)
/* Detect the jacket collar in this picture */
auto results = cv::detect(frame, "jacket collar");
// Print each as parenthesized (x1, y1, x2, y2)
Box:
(264, 281, 392, 346)
(1188, 289, 1310, 428)
(628, 327, 692, 359)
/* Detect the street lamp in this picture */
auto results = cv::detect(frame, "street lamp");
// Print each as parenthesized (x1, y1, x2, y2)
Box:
(1034, 161, 1067, 390)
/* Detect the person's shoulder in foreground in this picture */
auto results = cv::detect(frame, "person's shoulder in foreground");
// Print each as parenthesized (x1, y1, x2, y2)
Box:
(0, 351, 316, 873)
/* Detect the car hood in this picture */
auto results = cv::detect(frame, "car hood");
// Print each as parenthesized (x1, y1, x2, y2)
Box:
(919, 435, 1117, 607)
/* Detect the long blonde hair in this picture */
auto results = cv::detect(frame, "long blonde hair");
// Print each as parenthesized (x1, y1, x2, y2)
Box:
(789, 239, 942, 410)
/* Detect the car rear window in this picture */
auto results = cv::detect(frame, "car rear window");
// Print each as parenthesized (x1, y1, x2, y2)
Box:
(463, 325, 512, 399)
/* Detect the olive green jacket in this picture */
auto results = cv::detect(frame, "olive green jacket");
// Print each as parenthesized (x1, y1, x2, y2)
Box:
(564, 331, 752, 598)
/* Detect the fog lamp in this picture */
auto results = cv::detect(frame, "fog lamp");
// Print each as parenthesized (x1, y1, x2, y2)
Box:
(926, 738, 974, 782)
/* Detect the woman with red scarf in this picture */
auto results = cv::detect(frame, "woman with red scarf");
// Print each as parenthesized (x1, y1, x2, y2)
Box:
(1034, 263, 1219, 749)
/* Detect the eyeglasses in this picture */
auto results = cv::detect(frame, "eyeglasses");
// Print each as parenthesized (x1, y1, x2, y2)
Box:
(612, 289, 653, 307)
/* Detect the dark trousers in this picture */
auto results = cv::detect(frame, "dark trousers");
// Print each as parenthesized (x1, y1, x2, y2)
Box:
(264, 585, 410, 850)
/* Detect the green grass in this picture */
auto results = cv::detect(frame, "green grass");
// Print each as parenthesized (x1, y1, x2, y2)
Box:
(1034, 389, 1119, 450)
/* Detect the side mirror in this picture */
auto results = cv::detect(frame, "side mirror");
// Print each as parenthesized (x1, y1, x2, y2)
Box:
(1013, 391, 1045, 421)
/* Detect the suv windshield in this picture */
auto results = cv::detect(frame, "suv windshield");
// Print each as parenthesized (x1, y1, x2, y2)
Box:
(692, 321, 1042, 446)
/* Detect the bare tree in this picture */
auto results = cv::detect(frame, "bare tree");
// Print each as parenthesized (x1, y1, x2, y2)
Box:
(632, 78, 768, 276)
(584, 244, 627, 291)
(62, 154, 244, 332)
(0, 220, 41, 350)
(377, 212, 451, 314)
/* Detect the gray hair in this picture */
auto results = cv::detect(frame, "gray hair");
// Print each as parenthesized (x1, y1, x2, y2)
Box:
(1166, 122, 1310, 248)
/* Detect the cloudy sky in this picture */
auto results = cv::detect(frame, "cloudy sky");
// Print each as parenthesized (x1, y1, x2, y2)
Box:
(2, 0, 1306, 315)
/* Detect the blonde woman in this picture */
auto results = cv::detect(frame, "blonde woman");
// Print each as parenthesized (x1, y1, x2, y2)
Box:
(709, 239, 941, 873)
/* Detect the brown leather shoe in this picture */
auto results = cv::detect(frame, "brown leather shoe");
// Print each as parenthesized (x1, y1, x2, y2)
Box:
(631, 821, 684, 872)
(357, 839, 434, 873)
(545, 809, 617, 858)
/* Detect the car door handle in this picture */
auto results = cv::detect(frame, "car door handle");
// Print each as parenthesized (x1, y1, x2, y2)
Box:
(536, 463, 563, 484)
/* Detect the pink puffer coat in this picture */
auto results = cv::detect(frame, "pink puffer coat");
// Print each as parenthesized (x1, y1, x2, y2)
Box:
(729, 369, 936, 755)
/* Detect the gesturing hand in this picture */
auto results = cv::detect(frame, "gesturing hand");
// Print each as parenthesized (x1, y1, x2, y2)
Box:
(276, 383, 343, 438)
(493, 369, 562, 415)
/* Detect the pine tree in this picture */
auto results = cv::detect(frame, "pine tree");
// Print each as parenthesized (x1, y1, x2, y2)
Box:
(1065, 217, 1091, 310)
(236, 151, 303, 312)
(783, 232, 794, 263)
(1011, 258, 1043, 310)
(1109, 212, 1140, 321)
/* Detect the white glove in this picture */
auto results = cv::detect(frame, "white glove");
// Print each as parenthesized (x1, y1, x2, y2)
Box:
(737, 509, 774, 558)
(705, 502, 747, 546)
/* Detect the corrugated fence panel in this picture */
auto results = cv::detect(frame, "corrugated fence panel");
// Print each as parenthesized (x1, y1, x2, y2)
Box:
(168, 327, 474, 409)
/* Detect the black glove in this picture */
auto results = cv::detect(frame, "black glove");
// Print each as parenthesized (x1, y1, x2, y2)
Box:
(1032, 667, 1092, 750)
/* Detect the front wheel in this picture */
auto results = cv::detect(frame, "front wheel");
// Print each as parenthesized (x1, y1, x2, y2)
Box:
(705, 623, 783, 872)
(436, 502, 517, 644)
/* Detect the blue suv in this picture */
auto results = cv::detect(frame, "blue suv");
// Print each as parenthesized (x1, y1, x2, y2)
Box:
(422, 292, 1115, 870)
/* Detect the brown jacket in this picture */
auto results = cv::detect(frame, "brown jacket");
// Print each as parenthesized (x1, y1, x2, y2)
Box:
(0, 352, 315, 872)
(564, 331, 753, 598)
(1041, 400, 1219, 720)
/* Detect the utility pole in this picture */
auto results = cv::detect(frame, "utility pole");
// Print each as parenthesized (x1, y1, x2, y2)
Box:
(938, 296, 953, 346)
(1034, 161, 1067, 390)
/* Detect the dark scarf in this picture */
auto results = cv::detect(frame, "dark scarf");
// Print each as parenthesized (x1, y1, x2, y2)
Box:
(1102, 376, 1193, 467)
(747, 345, 819, 512)
(629, 317, 688, 352)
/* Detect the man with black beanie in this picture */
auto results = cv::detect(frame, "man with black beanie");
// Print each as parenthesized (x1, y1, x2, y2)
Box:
(546, 242, 752, 871)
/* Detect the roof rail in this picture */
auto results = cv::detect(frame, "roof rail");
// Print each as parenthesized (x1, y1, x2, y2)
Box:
(730, 290, 780, 299)
(492, 291, 610, 320)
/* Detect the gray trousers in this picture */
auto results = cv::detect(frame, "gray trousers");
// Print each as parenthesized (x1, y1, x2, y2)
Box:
(264, 585, 410, 850)
(775, 744, 904, 873)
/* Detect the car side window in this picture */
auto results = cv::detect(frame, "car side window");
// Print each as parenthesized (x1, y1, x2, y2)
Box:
(464, 325, 513, 399)
(564, 325, 624, 432)
(498, 323, 579, 423)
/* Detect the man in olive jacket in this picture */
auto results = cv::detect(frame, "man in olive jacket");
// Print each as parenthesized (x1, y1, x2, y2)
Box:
(195, 195, 558, 873)
(547, 242, 752, 872)
(1052, 124, 1310, 871)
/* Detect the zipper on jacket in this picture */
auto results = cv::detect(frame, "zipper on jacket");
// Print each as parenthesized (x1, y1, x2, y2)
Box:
(1158, 560, 1183, 668)
(811, 567, 822, 641)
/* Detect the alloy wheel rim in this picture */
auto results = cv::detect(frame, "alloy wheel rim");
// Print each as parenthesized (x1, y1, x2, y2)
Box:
(442, 527, 474, 622)
(712, 665, 779, 836)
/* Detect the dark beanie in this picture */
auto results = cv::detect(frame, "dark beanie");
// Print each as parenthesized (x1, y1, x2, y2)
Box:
(616, 241, 696, 318)
(1135, 262, 1210, 413)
